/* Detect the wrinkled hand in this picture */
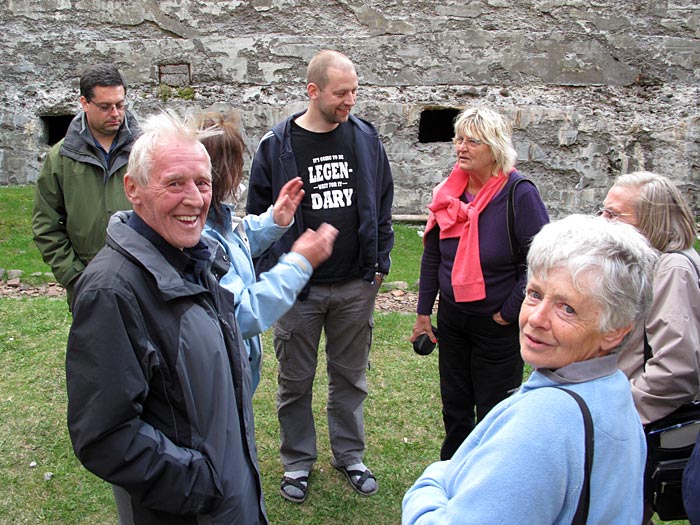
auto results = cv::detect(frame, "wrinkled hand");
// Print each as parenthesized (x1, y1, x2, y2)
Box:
(290, 223, 338, 269)
(273, 177, 305, 227)
(410, 314, 437, 343)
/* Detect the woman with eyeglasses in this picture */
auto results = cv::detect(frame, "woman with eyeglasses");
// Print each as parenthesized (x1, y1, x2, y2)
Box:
(410, 106, 549, 460)
(603, 171, 700, 523)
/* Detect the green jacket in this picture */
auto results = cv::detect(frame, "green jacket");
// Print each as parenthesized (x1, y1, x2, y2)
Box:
(32, 110, 140, 301)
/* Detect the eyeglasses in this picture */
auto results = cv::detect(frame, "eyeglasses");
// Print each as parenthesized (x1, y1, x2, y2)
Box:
(595, 207, 635, 220)
(87, 99, 127, 113)
(452, 136, 485, 147)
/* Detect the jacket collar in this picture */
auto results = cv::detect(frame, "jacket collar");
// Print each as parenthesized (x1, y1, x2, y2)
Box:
(60, 109, 140, 165)
(539, 354, 620, 384)
(106, 211, 212, 300)
(206, 203, 235, 239)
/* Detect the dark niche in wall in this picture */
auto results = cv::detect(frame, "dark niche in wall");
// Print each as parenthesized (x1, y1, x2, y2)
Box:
(40, 114, 75, 146)
(418, 108, 460, 143)
(158, 63, 191, 86)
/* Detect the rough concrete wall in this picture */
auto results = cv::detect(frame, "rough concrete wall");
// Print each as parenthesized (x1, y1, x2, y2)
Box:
(1, 0, 699, 218)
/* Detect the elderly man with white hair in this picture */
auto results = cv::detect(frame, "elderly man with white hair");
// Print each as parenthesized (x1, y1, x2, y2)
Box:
(66, 111, 268, 524)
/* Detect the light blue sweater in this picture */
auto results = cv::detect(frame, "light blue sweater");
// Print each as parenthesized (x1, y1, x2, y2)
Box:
(402, 355, 646, 524)
(203, 204, 312, 390)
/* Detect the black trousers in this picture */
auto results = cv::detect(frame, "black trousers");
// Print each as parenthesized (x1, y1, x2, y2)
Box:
(437, 303, 523, 460)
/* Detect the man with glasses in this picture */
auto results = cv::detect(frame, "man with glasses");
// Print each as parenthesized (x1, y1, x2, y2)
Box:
(33, 63, 140, 306)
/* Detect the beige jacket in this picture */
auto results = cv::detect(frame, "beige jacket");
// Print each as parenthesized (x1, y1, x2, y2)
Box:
(617, 249, 700, 425)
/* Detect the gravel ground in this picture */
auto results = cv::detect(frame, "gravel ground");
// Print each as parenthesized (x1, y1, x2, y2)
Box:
(0, 281, 66, 299)
(0, 281, 418, 313)
(374, 289, 417, 313)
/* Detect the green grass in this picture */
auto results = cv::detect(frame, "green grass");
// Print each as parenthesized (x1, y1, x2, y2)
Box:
(255, 314, 441, 524)
(0, 185, 52, 283)
(0, 184, 692, 524)
(387, 222, 424, 288)
(0, 297, 116, 523)
(0, 299, 439, 524)
(0, 300, 688, 525)
(0, 185, 424, 288)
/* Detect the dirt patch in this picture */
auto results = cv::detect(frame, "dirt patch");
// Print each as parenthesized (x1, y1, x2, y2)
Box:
(0, 281, 418, 313)
(374, 289, 417, 313)
(0, 281, 66, 299)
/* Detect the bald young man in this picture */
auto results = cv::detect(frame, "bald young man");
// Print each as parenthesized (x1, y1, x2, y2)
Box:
(247, 49, 394, 503)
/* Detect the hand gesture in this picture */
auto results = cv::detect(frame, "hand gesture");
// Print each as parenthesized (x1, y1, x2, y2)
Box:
(273, 177, 305, 227)
(290, 223, 338, 269)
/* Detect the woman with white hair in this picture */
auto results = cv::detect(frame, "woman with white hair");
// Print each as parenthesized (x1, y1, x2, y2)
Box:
(601, 171, 700, 523)
(403, 214, 656, 524)
(603, 171, 700, 423)
(410, 106, 549, 460)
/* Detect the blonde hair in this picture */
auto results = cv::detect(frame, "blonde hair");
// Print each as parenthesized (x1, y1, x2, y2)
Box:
(453, 106, 517, 174)
(612, 171, 697, 252)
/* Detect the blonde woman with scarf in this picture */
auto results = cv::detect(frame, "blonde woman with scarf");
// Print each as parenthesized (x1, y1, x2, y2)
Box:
(411, 106, 550, 460)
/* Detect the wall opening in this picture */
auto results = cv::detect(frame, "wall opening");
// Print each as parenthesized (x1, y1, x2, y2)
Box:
(158, 63, 191, 86)
(40, 114, 75, 146)
(418, 108, 460, 143)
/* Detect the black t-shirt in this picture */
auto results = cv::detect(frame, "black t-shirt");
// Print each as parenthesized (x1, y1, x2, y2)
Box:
(291, 120, 360, 283)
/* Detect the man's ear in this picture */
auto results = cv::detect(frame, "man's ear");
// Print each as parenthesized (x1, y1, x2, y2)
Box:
(600, 323, 634, 353)
(123, 174, 140, 206)
(307, 82, 319, 100)
(79, 95, 90, 112)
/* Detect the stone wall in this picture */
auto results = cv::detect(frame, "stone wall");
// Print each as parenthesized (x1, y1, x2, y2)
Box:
(1, 0, 699, 218)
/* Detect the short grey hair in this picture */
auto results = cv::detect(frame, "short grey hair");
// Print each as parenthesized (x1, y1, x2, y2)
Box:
(127, 110, 213, 186)
(527, 214, 657, 337)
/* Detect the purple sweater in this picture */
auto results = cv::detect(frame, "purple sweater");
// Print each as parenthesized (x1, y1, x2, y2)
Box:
(417, 172, 549, 323)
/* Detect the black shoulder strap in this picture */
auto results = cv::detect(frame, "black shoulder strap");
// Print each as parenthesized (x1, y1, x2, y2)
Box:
(669, 250, 700, 287)
(507, 178, 538, 264)
(554, 387, 594, 525)
(643, 330, 652, 369)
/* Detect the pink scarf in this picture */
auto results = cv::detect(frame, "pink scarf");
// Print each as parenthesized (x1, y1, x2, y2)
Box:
(424, 162, 507, 302)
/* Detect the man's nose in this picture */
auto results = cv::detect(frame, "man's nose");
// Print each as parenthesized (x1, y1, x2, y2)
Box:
(182, 181, 204, 206)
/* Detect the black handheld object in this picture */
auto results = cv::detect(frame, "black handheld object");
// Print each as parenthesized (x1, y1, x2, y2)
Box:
(413, 326, 439, 356)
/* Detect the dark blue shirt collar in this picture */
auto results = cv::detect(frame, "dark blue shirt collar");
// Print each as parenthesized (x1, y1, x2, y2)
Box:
(127, 212, 211, 283)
